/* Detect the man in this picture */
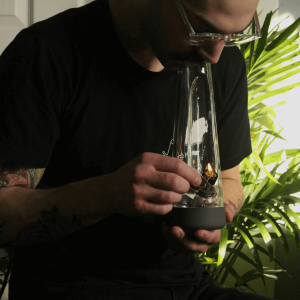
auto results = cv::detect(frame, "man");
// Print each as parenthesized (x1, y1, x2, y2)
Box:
(0, 0, 275, 299)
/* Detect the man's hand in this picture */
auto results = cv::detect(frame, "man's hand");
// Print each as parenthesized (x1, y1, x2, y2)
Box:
(161, 208, 234, 253)
(106, 152, 202, 217)
(224, 201, 235, 223)
(161, 222, 220, 253)
(222, 165, 245, 218)
(104, 154, 241, 254)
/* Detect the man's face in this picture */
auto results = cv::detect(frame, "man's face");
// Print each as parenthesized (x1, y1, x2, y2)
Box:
(144, 0, 259, 69)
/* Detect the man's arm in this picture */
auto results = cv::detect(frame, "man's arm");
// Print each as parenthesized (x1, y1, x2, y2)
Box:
(0, 153, 201, 247)
(0, 158, 45, 189)
(0, 158, 114, 247)
(221, 165, 245, 220)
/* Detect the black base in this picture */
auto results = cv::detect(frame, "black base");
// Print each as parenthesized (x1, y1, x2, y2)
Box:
(167, 206, 226, 231)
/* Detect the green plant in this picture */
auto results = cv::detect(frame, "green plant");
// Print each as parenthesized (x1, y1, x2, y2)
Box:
(198, 11, 300, 292)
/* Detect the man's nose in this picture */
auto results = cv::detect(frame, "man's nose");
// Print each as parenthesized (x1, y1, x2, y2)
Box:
(197, 40, 226, 64)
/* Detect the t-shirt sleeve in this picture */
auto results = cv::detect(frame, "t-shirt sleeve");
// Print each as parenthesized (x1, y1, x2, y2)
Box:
(0, 30, 63, 167)
(214, 47, 252, 171)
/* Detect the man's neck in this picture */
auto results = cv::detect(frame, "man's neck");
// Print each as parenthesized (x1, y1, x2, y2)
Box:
(109, 0, 164, 72)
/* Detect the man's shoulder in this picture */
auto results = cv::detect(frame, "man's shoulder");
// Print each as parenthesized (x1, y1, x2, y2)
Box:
(10, 0, 114, 72)
(20, 0, 109, 48)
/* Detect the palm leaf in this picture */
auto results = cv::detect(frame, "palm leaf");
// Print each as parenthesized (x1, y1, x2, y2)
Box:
(244, 208, 290, 260)
(239, 213, 274, 261)
(221, 259, 245, 285)
(249, 176, 269, 203)
(265, 162, 300, 197)
(226, 247, 260, 270)
(248, 66, 300, 96)
(265, 17, 300, 52)
(230, 221, 263, 273)
(263, 149, 300, 165)
(251, 152, 281, 184)
(248, 102, 285, 120)
(252, 42, 299, 73)
(239, 270, 265, 291)
(248, 82, 300, 106)
(248, 46, 300, 80)
(260, 200, 300, 249)
(257, 31, 299, 64)
(255, 244, 291, 278)
(217, 228, 228, 267)
(269, 179, 300, 197)
(267, 199, 300, 230)
(254, 12, 272, 63)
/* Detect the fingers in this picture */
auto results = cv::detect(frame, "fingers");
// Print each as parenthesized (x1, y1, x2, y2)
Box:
(147, 171, 190, 194)
(139, 153, 202, 187)
(133, 199, 174, 216)
(224, 203, 235, 223)
(161, 222, 221, 253)
(134, 153, 200, 194)
(133, 183, 182, 205)
(110, 152, 203, 217)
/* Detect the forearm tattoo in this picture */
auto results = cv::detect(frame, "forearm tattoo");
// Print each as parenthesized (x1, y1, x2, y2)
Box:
(0, 159, 45, 189)
(7, 206, 83, 247)
(227, 198, 244, 215)
(0, 160, 83, 246)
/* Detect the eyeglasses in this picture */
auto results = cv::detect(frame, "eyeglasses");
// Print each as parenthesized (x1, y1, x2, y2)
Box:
(175, 0, 262, 47)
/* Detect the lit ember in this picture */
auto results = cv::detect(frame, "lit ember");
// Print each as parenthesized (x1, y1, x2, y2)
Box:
(204, 163, 218, 185)
(205, 163, 214, 180)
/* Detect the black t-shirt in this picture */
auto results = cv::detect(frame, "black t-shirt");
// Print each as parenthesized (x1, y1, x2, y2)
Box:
(0, 0, 251, 297)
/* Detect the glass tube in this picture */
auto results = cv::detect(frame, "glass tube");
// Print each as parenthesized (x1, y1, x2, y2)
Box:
(168, 61, 226, 230)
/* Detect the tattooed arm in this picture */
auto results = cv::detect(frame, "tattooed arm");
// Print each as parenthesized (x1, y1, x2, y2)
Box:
(0, 158, 113, 247)
(221, 165, 244, 222)
(0, 152, 212, 247)
(0, 159, 45, 189)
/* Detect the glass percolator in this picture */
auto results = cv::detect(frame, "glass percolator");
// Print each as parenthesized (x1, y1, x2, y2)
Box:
(167, 61, 226, 230)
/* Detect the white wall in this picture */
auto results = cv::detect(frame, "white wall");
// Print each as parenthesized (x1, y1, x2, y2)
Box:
(279, 0, 300, 23)
(260, 0, 300, 152)
(257, 0, 279, 24)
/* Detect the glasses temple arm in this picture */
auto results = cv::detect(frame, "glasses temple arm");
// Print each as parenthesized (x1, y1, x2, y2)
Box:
(254, 10, 262, 37)
(175, 0, 196, 37)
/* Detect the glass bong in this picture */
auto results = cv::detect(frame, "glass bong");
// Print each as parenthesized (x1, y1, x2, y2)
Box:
(167, 61, 226, 231)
